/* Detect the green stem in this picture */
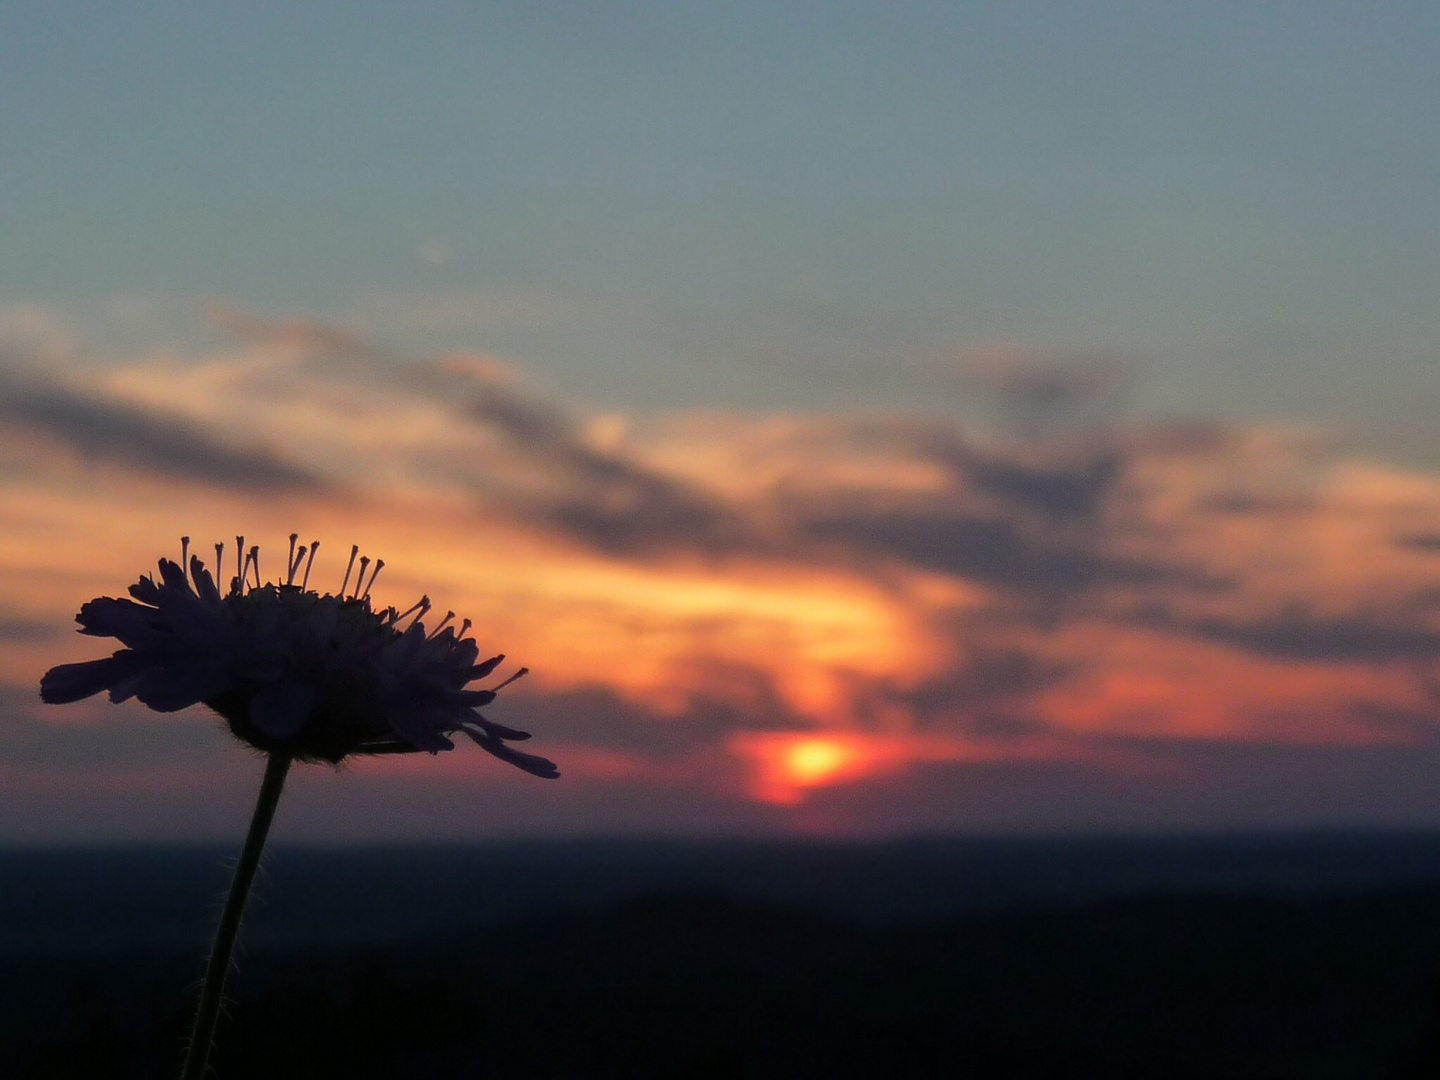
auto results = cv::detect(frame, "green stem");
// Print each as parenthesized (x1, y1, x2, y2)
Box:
(181, 752, 292, 1080)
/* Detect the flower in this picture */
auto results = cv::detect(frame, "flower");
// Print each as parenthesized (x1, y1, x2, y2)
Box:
(39, 536, 559, 776)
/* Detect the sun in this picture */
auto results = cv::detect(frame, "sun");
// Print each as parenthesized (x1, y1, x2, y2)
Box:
(784, 738, 856, 786)
(730, 733, 878, 804)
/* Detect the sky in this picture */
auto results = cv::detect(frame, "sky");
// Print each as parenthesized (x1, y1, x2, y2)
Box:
(2, 2, 1440, 841)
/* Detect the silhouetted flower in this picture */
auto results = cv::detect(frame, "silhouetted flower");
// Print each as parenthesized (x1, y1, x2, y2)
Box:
(40, 536, 558, 775)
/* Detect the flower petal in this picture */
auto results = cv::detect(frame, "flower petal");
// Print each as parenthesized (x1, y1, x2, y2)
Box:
(454, 689, 497, 707)
(153, 559, 227, 642)
(76, 597, 166, 647)
(189, 555, 221, 603)
(384, 708, 458, 753)
(131, 659, 233, 712)
(462, 714, 532, 741)
(40, 652, 148, 704)
(128, 576, 161, 605)
(467, 654, 506, 681)
(464, 728, 560, 779)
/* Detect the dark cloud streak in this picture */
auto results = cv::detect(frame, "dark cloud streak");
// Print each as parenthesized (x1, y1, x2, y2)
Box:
(1137, 609, 1440, 662)
(0, 364, 319, 493)
(470, 385, 746, 556)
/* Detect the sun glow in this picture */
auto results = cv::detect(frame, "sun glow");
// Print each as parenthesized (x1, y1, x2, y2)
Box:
(785, 738, 858, 785)
(731, 733, 879, 804)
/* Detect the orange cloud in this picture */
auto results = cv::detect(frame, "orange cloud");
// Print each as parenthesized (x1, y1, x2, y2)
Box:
(6, 309, 1440, 822)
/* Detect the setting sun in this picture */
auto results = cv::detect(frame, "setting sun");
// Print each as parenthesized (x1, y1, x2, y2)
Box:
(730, 733, 880, 805)
(785, 738, 857, 786)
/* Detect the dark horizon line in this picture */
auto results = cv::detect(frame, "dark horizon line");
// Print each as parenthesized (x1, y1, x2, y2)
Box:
(10, 823, 1440, 852)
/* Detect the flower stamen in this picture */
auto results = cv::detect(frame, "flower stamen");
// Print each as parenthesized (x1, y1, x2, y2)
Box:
(492, 666, 529, 692)
(362, 559, 384, 601)
(301, 541, 319, 590)
(340, 544, 359, 597)
(355, 556, 370, 600)
(428, 611, 455, 639)
(391, 595, 430, 627)
(285, 534, 299, 585)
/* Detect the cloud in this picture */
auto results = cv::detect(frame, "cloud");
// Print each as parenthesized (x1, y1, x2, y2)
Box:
(466, 384, 746, 557)
(201, 303, 379, 363)
(0, 618, 56, 643)
(0, 305, 78, 363)
(8, 304, 1440, 832)
(0, 360, 320, 492)
(950, 346, 1134, 437)
(1170, 612, 1440, 663)
(934, 439, 1123, 521)
(797, 505, 1181, 595)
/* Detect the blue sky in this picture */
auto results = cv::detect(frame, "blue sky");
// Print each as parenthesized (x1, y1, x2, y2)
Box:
(3, 1, 1437, 457)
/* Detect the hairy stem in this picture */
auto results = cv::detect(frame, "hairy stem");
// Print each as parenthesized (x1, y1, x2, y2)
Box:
(181, 752, 292, 1080)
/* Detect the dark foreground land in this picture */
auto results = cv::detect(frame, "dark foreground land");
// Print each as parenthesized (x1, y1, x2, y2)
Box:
(8, 835, 1440, 1078)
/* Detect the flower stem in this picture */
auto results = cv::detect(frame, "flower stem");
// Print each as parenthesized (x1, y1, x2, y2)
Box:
(181, 752, 292, 1080)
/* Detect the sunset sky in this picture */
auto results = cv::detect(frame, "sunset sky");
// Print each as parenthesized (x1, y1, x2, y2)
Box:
(3, 2, 1440, 841)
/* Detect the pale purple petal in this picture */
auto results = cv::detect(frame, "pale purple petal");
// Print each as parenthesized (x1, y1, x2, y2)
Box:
(462, 714, 532, 741)
(131, 660, 233, 712)
(40, 652, 148, 704)
(463, 728, 560, 778)
(467, 654, 505, 681)
(128, 576, 161, 605)
(387, 709, 457, 753)
(189, 555, 221, 603)
(76, 597, 166, 647)
(454, 689, 497, 707)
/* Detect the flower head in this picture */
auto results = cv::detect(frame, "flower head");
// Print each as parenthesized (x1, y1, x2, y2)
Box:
(40, 536, 559, 776)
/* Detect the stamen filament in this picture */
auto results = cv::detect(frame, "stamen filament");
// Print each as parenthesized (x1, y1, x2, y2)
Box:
(355, 557, 370, 600)
(492, 666, 529, 692)
(288, 546, 307, 587)
(301, 542, 319, 589)
(392, 596, 430, 627)
(285, 534, 298, 585)
(428, 611, 455, 639)
(340, 545, 359, 597)
(362, 559, 384, 600)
